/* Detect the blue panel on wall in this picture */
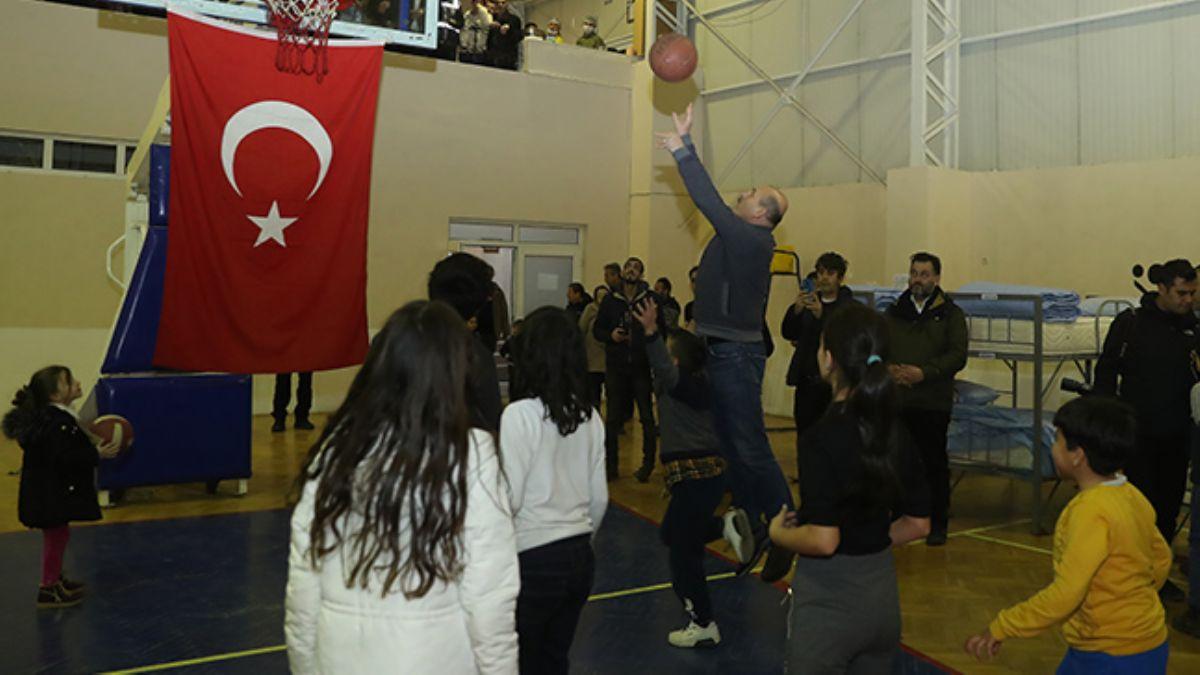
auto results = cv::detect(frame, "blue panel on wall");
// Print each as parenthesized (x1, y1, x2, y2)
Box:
(101, 226, 168, 374)
(149, 144, 169, 228)
(95, 373, 252, 490)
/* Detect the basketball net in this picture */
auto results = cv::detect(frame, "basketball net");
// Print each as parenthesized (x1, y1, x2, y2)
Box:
(265, 0, 353, 81)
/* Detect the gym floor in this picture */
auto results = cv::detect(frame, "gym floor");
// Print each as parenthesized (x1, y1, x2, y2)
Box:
(1, 415, 1197, 673)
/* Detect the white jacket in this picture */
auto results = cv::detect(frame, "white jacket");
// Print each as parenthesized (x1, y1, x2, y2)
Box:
(285, 430, 520, 674)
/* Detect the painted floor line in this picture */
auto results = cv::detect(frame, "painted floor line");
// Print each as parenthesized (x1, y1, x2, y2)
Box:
(962, 532, 1053, 555)
(97, 572, 739, 674)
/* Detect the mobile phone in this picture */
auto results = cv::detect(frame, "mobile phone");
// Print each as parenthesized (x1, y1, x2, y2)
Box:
(800, 277, 816, 294)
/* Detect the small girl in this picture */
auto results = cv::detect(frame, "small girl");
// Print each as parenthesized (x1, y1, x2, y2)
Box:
(769, 304, 931, 673)
(2, 366, 119, 608)
(285, 300, 519, 674)
(502, 306, 608, 675)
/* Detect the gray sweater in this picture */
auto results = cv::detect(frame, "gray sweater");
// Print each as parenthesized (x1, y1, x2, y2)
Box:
(671, 135, 775, 343)
(645, 333, 721, 462)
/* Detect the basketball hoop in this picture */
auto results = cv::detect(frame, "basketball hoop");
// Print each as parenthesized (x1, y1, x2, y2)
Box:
(265, 0, 353, 81)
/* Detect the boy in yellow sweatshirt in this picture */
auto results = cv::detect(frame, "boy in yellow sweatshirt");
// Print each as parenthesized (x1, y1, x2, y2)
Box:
(965, 396, 1172, 673)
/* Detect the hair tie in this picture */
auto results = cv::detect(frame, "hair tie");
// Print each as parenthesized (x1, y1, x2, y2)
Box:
(866, 355, 882, 366)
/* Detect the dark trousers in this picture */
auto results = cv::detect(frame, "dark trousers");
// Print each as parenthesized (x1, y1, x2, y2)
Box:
(517, 535, 595, 675)
(792, 377, 833, 472)
(1188, 426, 1200, 611)
(273, 372, 313, 422)
(1126, 432, 1190, 544)
(900, 408, 951, 533)
(707, 340, 793, 533)
(605, 364, 657, 473)
(587, 371, 605, 411)
(660, 474, 726, 625)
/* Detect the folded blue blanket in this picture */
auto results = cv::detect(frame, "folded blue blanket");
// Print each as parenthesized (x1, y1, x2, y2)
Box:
(948, 404, 1057, 478)
(953, 282, 1080, 323)
(1079, 297, 1136, 317)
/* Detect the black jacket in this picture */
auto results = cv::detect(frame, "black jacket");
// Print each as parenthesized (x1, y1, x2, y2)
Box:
(488, 12, 523, 55)
(1095, 292, 1200, 438)
(780, 286, 859, 387)
(18, 407, 102, 529)
(885, 287, 969, 412)
(469, 336, 502, 432)
(592, 281, 666, 370)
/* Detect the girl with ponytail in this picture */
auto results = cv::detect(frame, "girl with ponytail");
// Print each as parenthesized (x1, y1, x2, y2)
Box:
(768, 303, 932, 673)
(3, 366, 119, 609)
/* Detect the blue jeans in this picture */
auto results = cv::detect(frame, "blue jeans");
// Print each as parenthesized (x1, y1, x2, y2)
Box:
(705, 340, 794, 533)
(1055, 641, 1167, 674)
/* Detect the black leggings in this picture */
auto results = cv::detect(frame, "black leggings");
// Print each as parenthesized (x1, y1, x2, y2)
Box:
(660, 474, 725, 625)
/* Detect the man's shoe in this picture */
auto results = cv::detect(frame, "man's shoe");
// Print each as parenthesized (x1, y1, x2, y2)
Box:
(37, 582, 82, 609)
(926, 529, 948, 547)
(634, 464, 653, 483)
(735, 534, 770, 578)
(1160, 580, 1185, 603)
(667, 620, 721, 648)
(271, 419, 286, 433)
(294, 418, 315, 431)
(760, 544, 795, 584)
(1173, 607, 1200, 638)
(722, 508, 755, 565)
(58, 575, 85, 596)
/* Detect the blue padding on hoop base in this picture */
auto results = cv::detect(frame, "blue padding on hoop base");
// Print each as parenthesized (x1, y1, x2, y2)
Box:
(95, 374, 252, 491)
(149, 144, 169, 227)
(101, 226, 167, 374)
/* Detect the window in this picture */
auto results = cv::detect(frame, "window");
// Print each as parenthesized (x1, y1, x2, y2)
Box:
(0, 135, 44, 168)
(519, 226, 578, 244)
(52, 140, 119, 174)
(449, 222, 514, 242)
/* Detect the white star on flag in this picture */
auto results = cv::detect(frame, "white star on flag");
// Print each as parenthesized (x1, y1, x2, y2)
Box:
(247, 201, 298, 248)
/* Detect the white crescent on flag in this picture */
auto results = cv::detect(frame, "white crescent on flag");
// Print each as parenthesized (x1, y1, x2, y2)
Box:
(220, 100, 333, 200)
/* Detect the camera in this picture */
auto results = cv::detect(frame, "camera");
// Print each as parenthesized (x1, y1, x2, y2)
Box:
(1060, 378, 1093, 396)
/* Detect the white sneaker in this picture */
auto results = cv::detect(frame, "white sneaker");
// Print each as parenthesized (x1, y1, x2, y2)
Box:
(723, 508, 755, 564)
(668, 620, 721, 648)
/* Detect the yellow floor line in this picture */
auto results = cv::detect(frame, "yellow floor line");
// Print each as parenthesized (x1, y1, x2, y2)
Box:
(949, 518, 1033, 538)
(99, 645, 287, 674)
(98, 572, 740, 674)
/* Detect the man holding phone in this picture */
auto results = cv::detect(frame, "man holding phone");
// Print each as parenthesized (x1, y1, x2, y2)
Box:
(594, 257, 666, 482)
(780, 252, 858, 470)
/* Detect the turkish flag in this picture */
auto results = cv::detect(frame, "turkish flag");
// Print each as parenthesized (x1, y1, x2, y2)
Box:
(154, 11, 381, 374)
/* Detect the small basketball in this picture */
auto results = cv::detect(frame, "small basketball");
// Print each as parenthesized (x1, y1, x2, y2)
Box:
(90, 415, 135, 456)
(649, 33, 698, 83)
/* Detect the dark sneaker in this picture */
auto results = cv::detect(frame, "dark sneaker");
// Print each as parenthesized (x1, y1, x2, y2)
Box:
(1173, 607, 1200, 638)
(634, 464, 653, 483)
(271, 419, 286, 433)
(735, 534, 770, 578)
(760, 544, 795, 583)
(926, 529, 948, 547)
(294, 418, 315, 431)
(1160, 580, 1185, 603)
(59, 575, 85, 595)
(37, 582, 82, 609)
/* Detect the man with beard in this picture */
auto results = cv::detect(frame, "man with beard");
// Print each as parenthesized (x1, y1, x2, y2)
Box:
(885, 252, 968, 547)
(593, 257, 665, 482)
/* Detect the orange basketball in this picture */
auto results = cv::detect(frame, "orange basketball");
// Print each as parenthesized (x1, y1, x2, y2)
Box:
(649, 33, 698, 83)
(90, 415, 135, 456)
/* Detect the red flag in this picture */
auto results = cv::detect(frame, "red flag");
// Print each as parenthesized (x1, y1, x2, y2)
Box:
(155, 11, 381, 373)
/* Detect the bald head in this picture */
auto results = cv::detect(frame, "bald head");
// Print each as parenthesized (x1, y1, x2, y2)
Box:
(734, 185, 788, 228)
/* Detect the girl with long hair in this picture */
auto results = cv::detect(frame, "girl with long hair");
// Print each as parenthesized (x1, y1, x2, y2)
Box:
(285, 300, 519, 674)
(769, 303, 931, 673)
(3, 366, 119, 608)
(501, 306, 607, 675)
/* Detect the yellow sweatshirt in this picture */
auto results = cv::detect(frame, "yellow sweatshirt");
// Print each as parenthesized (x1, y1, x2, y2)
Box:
(989, 477, 1170, 655)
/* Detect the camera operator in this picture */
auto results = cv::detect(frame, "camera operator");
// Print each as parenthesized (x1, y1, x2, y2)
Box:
(1095, 259, 1200, 601)
(594, 257, 666, 482)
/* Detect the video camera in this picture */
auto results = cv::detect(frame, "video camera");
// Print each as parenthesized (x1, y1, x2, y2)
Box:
(1060, 378, 1092, 396)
